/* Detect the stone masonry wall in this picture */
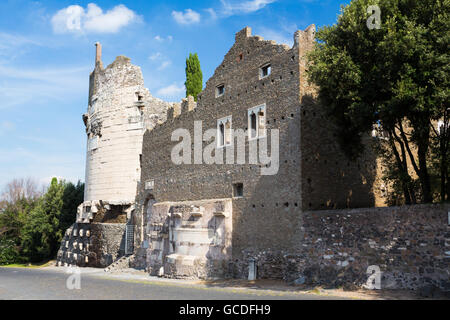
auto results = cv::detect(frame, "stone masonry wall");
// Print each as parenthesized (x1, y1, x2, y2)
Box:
(135, 26, 381, 268)
(136, 27, 305, 260)
(234, 204, 450, 291)
(57, 222, 126, 268)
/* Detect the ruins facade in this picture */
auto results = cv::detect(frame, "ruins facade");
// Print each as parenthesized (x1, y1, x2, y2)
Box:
(56, 27, 449, 292)
(57, 43, 172, 267)
(132, 26, 379, 278)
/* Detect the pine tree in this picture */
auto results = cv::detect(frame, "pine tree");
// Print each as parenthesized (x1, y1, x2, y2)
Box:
(185, 53, 203, 101)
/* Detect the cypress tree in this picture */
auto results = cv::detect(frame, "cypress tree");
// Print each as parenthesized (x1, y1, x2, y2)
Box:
(185, 53, 203, 101)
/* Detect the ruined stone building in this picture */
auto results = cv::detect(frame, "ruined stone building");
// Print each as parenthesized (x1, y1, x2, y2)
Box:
(57, 27, 449, 292)
(132, 25, 380, 278)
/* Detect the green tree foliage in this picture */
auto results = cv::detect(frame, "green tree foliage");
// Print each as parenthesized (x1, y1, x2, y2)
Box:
(60, 181, 84, 234)
(0, 238, 19, 265)
(0, 178, 85, 263)
(20, 178, 65, 261)
(185, 53, 203, 101)
(307, 0, 449, 203)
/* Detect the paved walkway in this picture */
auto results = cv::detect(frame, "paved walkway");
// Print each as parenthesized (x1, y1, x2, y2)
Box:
(0, 266, 349, 300)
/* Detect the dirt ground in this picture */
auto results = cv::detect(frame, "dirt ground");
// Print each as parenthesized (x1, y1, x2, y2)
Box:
(198, 278, 449, 300)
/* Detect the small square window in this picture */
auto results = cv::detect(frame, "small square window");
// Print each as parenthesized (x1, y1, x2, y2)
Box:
(259, 64, 271, 79)
(216, 84, 225, 97)
(233, 183, 243, 197)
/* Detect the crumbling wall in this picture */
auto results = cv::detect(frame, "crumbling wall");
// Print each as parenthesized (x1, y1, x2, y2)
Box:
(56, 222, 126, 268)
(234, 204, 450, 292)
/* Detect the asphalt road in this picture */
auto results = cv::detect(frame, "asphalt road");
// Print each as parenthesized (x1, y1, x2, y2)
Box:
(0, 267, 344, 300)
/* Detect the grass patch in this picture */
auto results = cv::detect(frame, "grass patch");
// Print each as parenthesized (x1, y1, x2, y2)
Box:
(0, 260, 54, 268)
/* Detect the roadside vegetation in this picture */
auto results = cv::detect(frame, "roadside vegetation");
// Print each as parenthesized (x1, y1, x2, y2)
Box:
(0, 177, 84, 265)
(307, 0, 449, 204)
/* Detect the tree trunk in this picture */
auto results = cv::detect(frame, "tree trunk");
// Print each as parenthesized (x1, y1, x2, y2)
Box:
(417, 143, 433, 203)
(389, 131, 415, 204)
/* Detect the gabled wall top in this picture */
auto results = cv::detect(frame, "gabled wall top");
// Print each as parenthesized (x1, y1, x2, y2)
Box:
(235, 26, 252, 42)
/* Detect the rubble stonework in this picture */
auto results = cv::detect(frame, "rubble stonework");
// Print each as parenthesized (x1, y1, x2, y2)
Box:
(236, 204, 450, 291)
(56, 223, 126, 268)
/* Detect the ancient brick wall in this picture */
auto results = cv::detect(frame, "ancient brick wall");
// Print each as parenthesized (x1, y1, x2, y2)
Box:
(136, 26, 381, 268)
(235, 204, 450, 291)
(300, 97, 379, 210)
(136, 27, 305, 261)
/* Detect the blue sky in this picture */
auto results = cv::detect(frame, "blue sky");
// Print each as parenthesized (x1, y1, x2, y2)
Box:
(0, 0, 350, 189)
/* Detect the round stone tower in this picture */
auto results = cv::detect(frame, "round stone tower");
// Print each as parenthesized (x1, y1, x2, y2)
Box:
(78, 43, 171, 223)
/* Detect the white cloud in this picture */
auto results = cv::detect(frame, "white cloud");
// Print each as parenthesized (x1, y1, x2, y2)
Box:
(0, 64, 89, 109)
(148, 52, 171, 71)
(258, 28, 293, 46)
(0, 32, 40, 51)
(0, 32, 41, 62)
(154, 35, 173, 42)
(172, 9, 201, 25)
(51, 3, 139, 34)
(221, 0, 275, 15)
(0, 147, 85, 187)
(0, 121, 15, 135)
(149, 52, 162, 61)
(156, 83, 185, 100)
(158, 60, 172, 70)
(205, 8, 218, 20)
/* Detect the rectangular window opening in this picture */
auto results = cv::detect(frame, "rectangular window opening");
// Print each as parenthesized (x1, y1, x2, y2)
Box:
(248, 104, 266, 139)
(260, 64, 271, 79)
(217, 116, 232, 147)
(216, 84, 225, 97)
(233, 183, 244, 197)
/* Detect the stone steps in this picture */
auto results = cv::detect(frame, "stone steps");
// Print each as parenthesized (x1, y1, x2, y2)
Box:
(104, 254, 134, 273)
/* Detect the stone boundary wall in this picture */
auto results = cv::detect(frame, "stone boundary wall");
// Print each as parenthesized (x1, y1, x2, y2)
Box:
(234, 204, 449, 291)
